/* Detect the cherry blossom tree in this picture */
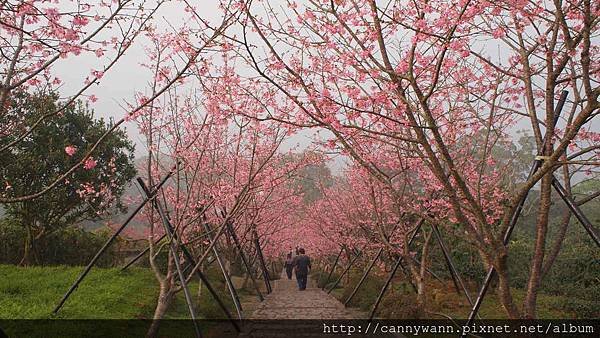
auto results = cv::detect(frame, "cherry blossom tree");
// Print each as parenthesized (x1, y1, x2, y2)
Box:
(0, 0, 236, 203)
(130, 46, 317, 330)
(215, 0, 599, 318)
(2, 0, 598, 323)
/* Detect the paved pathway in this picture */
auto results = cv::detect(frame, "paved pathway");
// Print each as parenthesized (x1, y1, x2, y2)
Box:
(247, 270, 365, 320)
(238, 271, 371, 337)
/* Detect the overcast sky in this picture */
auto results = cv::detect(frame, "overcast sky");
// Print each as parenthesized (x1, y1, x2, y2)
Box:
(49, 1, 353, 172)
(50, 1, 596, 176)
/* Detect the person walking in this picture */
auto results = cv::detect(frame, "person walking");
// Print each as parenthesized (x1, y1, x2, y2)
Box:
(292, 247, 311, 290)
(284, 252, 294, 280)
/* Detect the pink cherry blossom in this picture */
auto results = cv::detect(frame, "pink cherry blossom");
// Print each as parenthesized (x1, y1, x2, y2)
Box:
(492, 27, 506, 39)
(65, 145, 77, 156)
(83, 157, 97, 170)
(1, 0, 597, 323)
(73, 15, 89, 26)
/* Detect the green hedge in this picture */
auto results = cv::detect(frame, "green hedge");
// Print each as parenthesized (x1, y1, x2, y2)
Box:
(0, 219, 118, 267)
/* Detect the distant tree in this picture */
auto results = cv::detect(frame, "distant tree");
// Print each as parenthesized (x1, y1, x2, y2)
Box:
(0, 91, 136, 265)
(283, 151, 334, 204)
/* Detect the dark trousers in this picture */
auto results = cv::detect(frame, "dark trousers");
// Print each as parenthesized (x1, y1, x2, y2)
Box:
(285, 266, 293, 279)
(296, 273, 307, 290)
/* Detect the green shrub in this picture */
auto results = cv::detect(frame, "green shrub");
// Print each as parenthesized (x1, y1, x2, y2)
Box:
(379, 292, 426, 319)
(340, 271, 384, 311)
(313, 268, 341, 289)
(0, 219, 25, 263)
(547, 296, 598, 318)
(0, 218, 118, 266)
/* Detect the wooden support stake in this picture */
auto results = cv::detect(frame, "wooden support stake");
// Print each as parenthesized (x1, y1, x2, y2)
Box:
(52, 172, 173, 314)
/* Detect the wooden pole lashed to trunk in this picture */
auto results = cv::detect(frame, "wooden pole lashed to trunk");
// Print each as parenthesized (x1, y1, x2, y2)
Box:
(322, 247, 344, 290)
(203, 220, 243, 319)
(368, 218, 424, 320)
(344, 248, 382, 306)
(136, 178, 240, 333)
(463, 91, 570, 333)
(140, 178, 201, 338)
(326, 249, 362, 294)
(253, 229, 272, 293)
(226, 220, 264, 301)
(52, 171, 173, 314)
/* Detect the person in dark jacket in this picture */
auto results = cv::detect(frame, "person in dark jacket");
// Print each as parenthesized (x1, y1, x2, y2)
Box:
(292, 248, 311, 290)
(284, 252, 294, 279)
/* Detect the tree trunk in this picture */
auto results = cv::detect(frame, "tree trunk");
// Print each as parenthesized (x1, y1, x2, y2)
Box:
(523, 173, 552, 318)
(494, 247, 521, 319)
(147, 285, 175, 338)
(402, 226, 433, 311)
(147, 235, 175, 338)
(541, 163, 572, 278)
(19, 224, 35, 266)
(541, 212, 570, 278)
(416, 228, 433, 308)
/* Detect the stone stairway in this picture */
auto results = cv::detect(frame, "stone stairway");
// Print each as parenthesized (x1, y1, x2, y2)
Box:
(239, 271, 367, 337)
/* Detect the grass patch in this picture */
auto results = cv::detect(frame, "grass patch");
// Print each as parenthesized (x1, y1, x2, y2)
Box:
(0, 265, 158, 319)
(0, 264, 252, 337)
(0, 264, 239, 320)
